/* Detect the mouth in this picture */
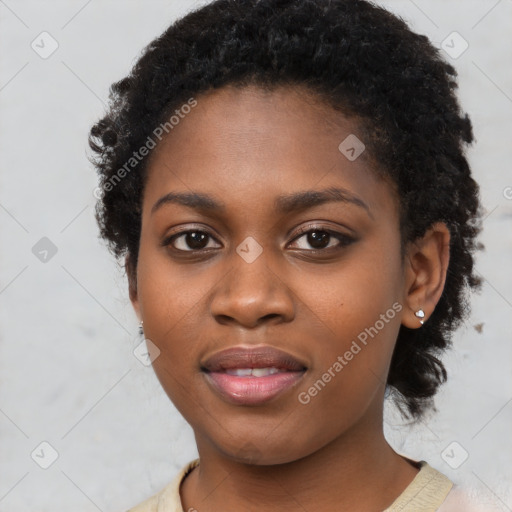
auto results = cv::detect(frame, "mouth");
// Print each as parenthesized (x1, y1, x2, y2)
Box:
(200, 345, 307, 406)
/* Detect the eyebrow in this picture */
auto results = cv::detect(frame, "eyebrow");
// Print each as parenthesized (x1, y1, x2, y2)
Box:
(151, 186, 372, 219)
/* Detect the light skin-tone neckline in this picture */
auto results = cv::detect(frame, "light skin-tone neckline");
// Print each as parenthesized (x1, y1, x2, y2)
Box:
(128, 84, 450, 511)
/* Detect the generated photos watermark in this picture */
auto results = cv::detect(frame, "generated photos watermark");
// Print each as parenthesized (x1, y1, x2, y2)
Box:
(93, 97, 198, 200)
(298, 301, 403, 405)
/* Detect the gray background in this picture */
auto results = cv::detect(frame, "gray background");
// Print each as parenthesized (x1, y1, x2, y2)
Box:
(1, 0, 511, 510)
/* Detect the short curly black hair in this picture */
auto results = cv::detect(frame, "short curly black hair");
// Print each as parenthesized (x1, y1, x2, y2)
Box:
(89, 0, 483, 420)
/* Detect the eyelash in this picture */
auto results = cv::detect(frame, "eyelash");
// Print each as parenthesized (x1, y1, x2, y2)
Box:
(162, 225, 356, 255)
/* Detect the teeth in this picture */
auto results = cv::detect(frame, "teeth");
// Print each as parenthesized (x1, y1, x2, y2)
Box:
(252, 367, 280, 377)
(226, 368, 253, 376)
(225, 367, 281, 377)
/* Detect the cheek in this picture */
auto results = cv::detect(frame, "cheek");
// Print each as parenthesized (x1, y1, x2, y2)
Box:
(293, 302, 402, 448)
(136, 243, 212, 336)
(290, 236, 403, 423)
(290, 230, 403, 352)
(135, 247, 214, 388)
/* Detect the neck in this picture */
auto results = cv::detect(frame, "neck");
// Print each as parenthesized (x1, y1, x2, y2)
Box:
(180, 406, 419, 512)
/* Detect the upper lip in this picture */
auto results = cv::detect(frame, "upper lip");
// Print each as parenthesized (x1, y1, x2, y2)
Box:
(201, 345, 307, 372)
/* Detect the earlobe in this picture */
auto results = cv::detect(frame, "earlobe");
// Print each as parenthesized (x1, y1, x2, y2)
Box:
(414, 308, 425, 325)
(402, 222, 450, 329)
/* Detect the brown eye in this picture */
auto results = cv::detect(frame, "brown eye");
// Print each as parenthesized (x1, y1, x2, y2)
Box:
(165, 230, 221, 252)
(289, 227, 355, 252)
(303, 230, 331, 249)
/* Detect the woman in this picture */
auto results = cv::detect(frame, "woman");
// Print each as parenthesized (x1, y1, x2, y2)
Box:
(89, 1, 489, 510)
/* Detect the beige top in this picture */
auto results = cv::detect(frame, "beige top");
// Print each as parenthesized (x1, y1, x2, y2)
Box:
(126, 458, 458, 512)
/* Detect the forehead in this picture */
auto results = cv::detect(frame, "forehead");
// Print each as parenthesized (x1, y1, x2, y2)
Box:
(142, 84, 398, 224)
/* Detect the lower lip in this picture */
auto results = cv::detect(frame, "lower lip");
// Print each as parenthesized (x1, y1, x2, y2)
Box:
(203, 370, 306, 405)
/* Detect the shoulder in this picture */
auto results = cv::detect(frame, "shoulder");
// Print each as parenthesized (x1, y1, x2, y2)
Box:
(385, 460, 453, 511)
(126, 459, 200, 512)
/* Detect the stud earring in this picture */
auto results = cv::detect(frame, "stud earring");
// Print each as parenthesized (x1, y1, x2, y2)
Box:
(138, 320, 144, 336)
(414, 309, 425, 325)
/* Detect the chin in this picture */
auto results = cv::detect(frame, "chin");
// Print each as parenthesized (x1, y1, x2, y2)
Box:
(212, 433, 317, 466)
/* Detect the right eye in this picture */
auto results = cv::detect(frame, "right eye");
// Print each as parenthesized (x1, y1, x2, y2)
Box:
(163, 230, 222, 252)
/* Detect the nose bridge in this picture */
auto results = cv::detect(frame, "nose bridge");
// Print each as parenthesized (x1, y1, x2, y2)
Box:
(232, 241, 275, 293)
(210, 239, 294, 326)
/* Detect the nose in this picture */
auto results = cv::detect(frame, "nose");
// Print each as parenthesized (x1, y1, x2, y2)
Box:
(209, 250, 295, 328)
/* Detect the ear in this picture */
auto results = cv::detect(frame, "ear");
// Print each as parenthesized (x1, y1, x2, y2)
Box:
(402, 222, 450, 328)
(126, 254, 141, 321)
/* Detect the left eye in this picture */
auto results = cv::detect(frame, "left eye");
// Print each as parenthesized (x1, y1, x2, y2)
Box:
(289, 228, 355, 251)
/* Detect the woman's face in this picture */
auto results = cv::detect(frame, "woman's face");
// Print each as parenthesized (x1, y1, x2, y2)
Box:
(130, 84, 409, 464)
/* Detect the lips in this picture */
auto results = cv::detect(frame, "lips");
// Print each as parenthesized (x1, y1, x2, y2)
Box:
(201, 346, 307, 372)
(201, 345, 307, 405)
